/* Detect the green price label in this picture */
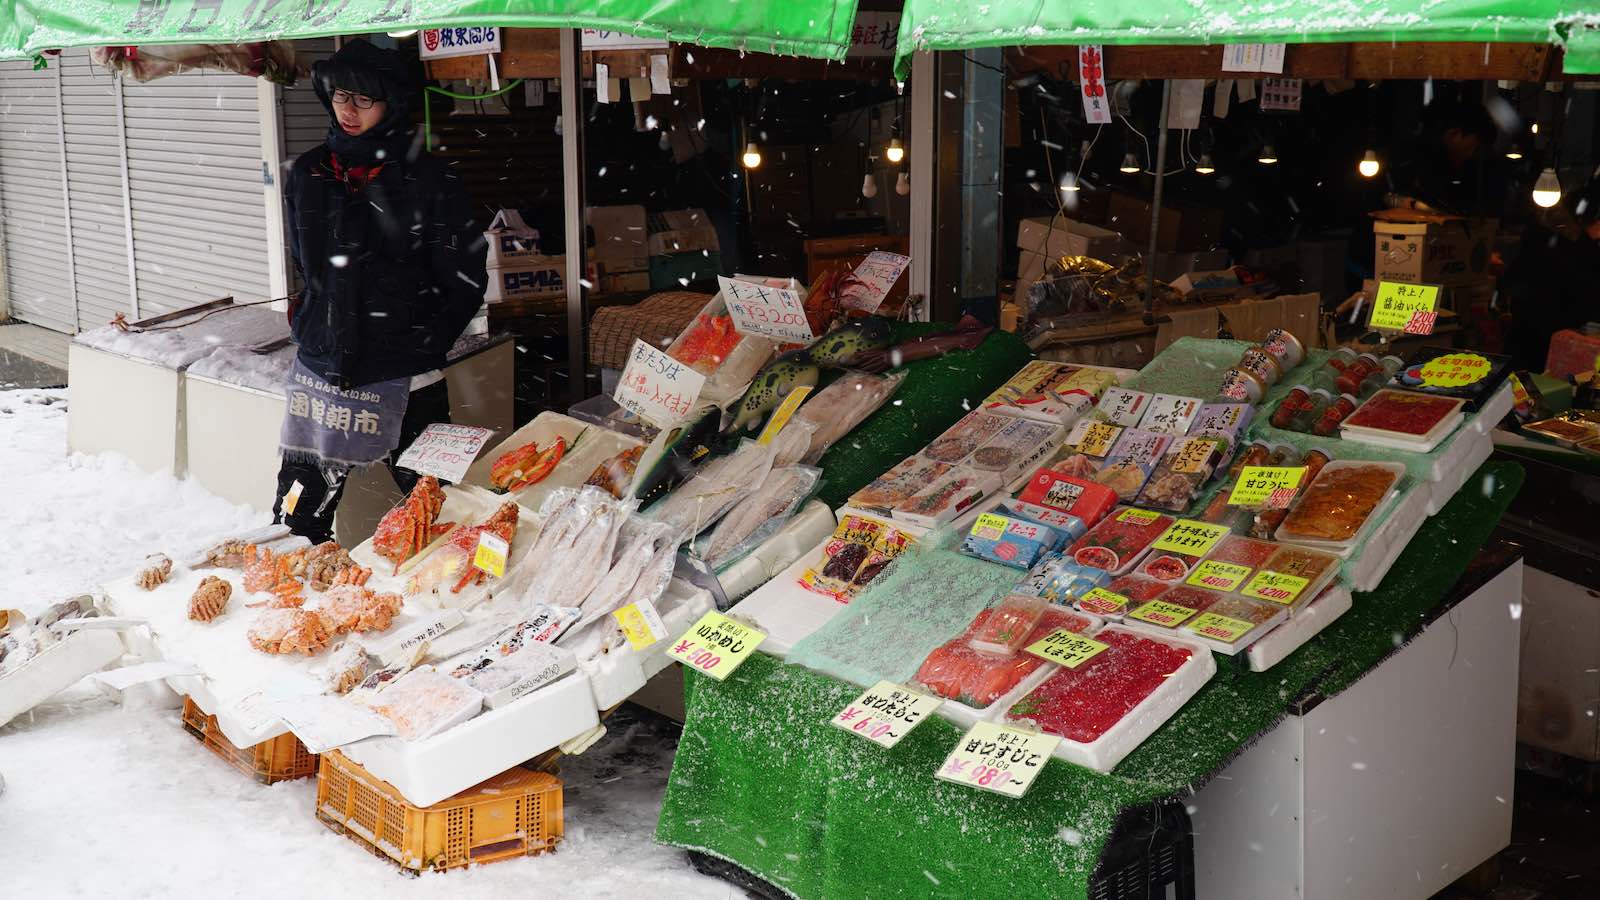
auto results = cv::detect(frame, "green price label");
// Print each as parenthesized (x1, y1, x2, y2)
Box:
(1186, 611, 1257, 643)
(1150, 519, 1230, 556)
(1228, 466, 1306, 509)
(1025, 629, 1110, 669)
(1186, 560, 1253, 592)
(1128, 599, 1200, 628)
(1369, 281, 1440, 332)
(1241, 571, 1311, 604)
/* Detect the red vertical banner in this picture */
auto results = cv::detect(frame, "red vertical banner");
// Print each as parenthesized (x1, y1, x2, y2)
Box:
(1079, 45, 1111, 124)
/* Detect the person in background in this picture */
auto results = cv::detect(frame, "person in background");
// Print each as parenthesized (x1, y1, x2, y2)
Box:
(273, 40, 486, 544)
(1503, 180, 1600, 372)
(1386, 100, 1501, 217)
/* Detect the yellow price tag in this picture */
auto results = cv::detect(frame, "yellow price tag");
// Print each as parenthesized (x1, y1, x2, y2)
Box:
(1128, 599, 1200, 628)
(1186, 560, 1253, 592)
(970, 513, 1009, 542)
(1150, 519, 1230, 556)
(936, 721, 1061, 798)
(1241, 570, 1311, 604)
(757, 385, 814, 445)
(282, 480, 304, 515)
(1186, 611, 1257, 644)
(830, 680, 943, 749)
(1227, 466, 1307, 509)
(1117, 508, 1162, 526)
(667, 610, 767, 681)
(613, 599, 667, 650)
(1074, 422, 1122, 457)
(472, 531, 508, 578)
(1076, 587, 1130, 617)
(1025, 629, 1110, 669)
(1418, 352, 1494, 389)
(1369, 281, 1440, 332)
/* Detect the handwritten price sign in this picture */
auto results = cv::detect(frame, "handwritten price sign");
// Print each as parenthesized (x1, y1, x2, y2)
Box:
(396, 423, 495, 483)
(1076, 587, 1130, 618)
(1025, 630, 1109, 669)
(1369, 281, 1440, 333)
(937, 721, 1060, 798)
(1228, 466, 1306, 509)
(718, 276, 815, 344)
(1186, 560, 1253, 592)
(1241, 570, 1310, 604)
(841, 251, 911, 313)
(1128, 599, 1200, 628)
(614, 339, 706, 428)
(830, 680, 942, 749)
(1151, 519, 1230, 556)
(1186, 611, 1256, 644)
(666, 611, 766, 681)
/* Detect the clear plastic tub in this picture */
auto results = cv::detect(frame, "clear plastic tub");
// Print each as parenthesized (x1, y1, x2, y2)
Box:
(1274, 460, 1406, 557)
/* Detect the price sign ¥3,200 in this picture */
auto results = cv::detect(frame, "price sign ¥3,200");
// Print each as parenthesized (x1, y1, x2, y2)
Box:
(718, 276, 815, 344)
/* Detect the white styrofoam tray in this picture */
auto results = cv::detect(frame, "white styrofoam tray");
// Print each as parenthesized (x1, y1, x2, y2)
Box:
(0, 628, 125, 728)
(460, 411, 644, 512)
(1347, 479, 1432, 593)
(1427, 431, 1494, 516)
(923, 610, 1108, 731)
(709, 500, 837, 602)
(728, 547, 850, 659)
(582, 579, 715, 711)
(1247, 585, 1354, 672)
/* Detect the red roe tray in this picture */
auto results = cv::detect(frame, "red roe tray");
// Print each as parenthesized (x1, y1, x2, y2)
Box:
(912, 606, 1096, 709)
(1204, 535, 1277, 568)
(1342, 389, 1463, 436)
(1067, 508, 1174, 575)
(1005, 627, 1194, 744)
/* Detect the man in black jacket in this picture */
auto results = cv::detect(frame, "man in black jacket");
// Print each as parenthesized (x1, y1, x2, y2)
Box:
(272, 40, 486, 543)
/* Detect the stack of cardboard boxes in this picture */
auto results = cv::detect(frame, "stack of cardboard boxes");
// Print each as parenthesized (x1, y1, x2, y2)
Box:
(483, 209, 568, 310)
(1371, 210, 1497, 305)
(590, 205, 651, 295)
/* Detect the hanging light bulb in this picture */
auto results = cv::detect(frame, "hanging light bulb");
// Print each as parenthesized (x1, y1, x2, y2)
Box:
(1531, 122, 1540, 134)
(1119, 151, 1140, 174)
(885, 137, 905, 164)
(1358, 149, 1381, 178)
(895, 171, 910, 196)
(1531, 167, 1562, 208)
(1058, 171, 1082, 193)
(1504, 144, 1523, 160)
(387, 29, 418, 38)
(1194, 153, 1216, 175)
(1257, 144, 1279, 165)
(741, 142, 762, 169)
(861, 172, 879, 198)
(659, 130, 672, 152)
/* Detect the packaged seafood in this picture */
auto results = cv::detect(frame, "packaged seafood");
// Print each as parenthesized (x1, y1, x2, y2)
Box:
(674, 313, 744, 374)
(1202, 534, 1278, 568)
(404, 502, 522, 601)
(1134, 548, 1204, 582)
(921, 411, 1011, 464)
(893, 467, 1001, 529)
(769, 416, 819, 468)
(848, 526, 913, 597)
(442, 631, 577, 709)
(1387, 347, 1512, 411)
(1275, 460, 1404, 549)
(1136, 436, 1224, 512)
(1311, 392, 1359, 436)
(800, 515, 887, 599)
(1092, 429, 1171, 501)
(367, 668, 484, 740)
(1237, 347, 1284, 386)
(1334, 353, 1382, 396)
(961, 512, 1063, 570)
(1125, 584, 1224, 629)
(848, 457, 954, 512)
(1018, 470, 1118, 525)
(584, 445, 645, 499)
(1094, 388, 1153, 426)
(969, 595, 1050, 655)
(982, 360, 1065, 408)
(1187, 402, 1254, 466)
(1047, 419, 1123, 479)
(1068, 507, 1174, 575)
(965, 418, 1067, 481)
(489, 436, 568, 493)
(984, 361, 1115, 421)
(1249, 448, 1331, 540)
(1016, 554, 1111, 604)
(1258, 328, 1306, 370)
(703, 466, 822, 568)
(1181, 594, 1286, 652)
(912, 606, 1097, 709)
(1270, 384, 1315, 430)
(1339, 389, 1466, 451)
(1240, 544, 1342, 609)
(1216, 367, 1266, 404)
(518, 488, 634, 610)
(792, 370, 905, 464)
(996, 498, 1088, 542)
(1138, 394, 1204, 435)
(650, 439, 775, 536)
(573, 518, 679, 632)
(1005, 627, 1194, 745)
(1523, 414, 1600, 447)
(1083, 574, 1172, 620)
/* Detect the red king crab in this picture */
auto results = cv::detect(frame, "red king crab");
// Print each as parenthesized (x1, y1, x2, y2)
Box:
(247, 609, 333, 655)
(407, 501, 520, 596)
(318, 586, 403, 635)
(372, 476, 455, 574)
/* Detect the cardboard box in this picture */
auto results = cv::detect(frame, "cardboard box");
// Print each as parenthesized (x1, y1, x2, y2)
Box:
(588, 204, 649, 272)
(1170, 268, 1241, 297)
(485, 256, 568, 303)
(1150, 249, 1230, 283)
(647, 208, 720, 257)
(1371, 211, 1496, 286)
(483, 209, 542, 268)
(599, 271, 651, 294)
(1016, 215, 1133, 289)
(1107, 192, 1223, 251)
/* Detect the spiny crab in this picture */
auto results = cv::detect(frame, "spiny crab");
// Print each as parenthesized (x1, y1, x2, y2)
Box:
(247, 608, 332, 655)
(372, 476, 454, 574)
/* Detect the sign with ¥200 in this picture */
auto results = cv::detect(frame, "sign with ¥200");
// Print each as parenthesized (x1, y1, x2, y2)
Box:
(666, 611, 766, 681)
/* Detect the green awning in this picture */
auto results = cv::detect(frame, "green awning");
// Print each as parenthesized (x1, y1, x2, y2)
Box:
(894, 2, 1600, 76)
(0, 0, 860, 63)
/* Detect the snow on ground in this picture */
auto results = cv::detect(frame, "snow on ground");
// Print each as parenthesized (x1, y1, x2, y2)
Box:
(0, 389, 733, 899)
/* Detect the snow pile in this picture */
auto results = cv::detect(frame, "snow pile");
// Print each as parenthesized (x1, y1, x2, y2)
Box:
(74, 306, 289, 368)
(186, 344, 295, 394)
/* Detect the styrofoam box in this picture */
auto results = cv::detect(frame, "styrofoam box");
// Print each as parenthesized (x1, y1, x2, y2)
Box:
(1248, 585, 1354, 672)
(0, 628, 125, 728)
(183, 375, 287, 511)
(926, 610, 1108, 731)
(460, 411, 644, 512)
(1465, 381, 1515, 437)
(728, 546, 850, 659)
(664, 292, 778, 406)
(584, 579, 714, 710)
(1347, 480, 1432, 593)
(1026, 626, 1217, 774)
(66, 343, 184, 477)
(712, 500, 837, 602)
(1427, 432, 1494, 516)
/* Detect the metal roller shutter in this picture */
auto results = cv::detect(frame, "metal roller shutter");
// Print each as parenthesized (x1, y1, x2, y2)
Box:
(58, 49, 133, 331)
(284, 38, 336, 162)
(0, 60, 75, 333)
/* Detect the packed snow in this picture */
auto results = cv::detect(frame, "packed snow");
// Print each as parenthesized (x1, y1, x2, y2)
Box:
(0, 389, 732, 898)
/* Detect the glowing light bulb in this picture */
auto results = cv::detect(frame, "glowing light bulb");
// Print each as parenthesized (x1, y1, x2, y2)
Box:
(895, 171, 910, 196)
(1504, 144, 1523, 160)
(387, 30, 418, 38)
(1059, 172, 1081, 193)
(1194, 153, 1216, 175)
(1258, 145, 1278, 165)
(861, 172, 879, 198)
(1531, 122, 1540, 134)
(1358, 150, 1380, 178)
(885, 138, 905, 164)
(1531, 167, 1562, 208)
(741, 142, 762, 169)
(1119, 151, 1140, 174)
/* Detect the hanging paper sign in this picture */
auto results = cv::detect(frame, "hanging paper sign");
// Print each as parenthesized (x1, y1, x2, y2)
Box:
(1186, 561, 1253, 593)
(1222, 44, 1286, 74)
(1260, 78, 1302, 112)
(1025, 630, 1110, 669)
(1168, 80, 1205, 130)
(396, 423, 495, 483)
(283, 480, 304, 515)
(419, 27, 502, 60)
(1228, 466, 1307, 509)
(841, 251, 911, 313)
(937, 721, 1060, 798)
(1150, 519, 1230, 556)
(758, 385, 814, 445)
(1078, 46, 1112, 125)
(667, 611, 766, 681)
(718, 276, 815, 343)
(615, 339, 706, 427)
(580, 28, 669, 50)
(831, 680, 941, 749)
(613, 599, 668, 650)
(1369, 281, 1441, 333)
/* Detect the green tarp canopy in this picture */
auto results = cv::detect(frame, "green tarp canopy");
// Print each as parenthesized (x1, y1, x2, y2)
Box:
(0, 0, 861, 62)
(893, 1, 1600, 75)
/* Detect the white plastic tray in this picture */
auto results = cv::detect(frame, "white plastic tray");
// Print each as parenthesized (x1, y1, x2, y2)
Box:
(665, 292, 778, 406)
(0, 628, 126, 728)
(727, 547, 850, 659)
(1275, 460, 1407, 559)
(363, 486, 542, 612)
(921, 609, 1107, 730)
(1247, 584, 1354, 672)
(1346, 479, 1432, 592)
(461, 411, 644, 511)
(582, 579, 715, 710)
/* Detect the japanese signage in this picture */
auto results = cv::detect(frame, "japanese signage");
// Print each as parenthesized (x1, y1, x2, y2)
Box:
(396, 423, 495, 483)
(937, 721, 1060, 798)
(1419, 352, 1494, 389)
(1076, 587, 1130, 617)
(757, 386, 814, 445)
(1221, 43, 1287, 74)
(1128, 599, 1199, 628)
(1078, 45, 1111, 125)
(1070, 421, 1123, 457)
(831, 680, 941, 749)
(1227, 465, 1307, 509)
(1151, 519, 1230, 556)
(718, 276, 814, 344)
(580, 28, 669, 50)
(1025, 629, 1110, 669)
(667, 611, 766, 681)
(613, 599, 668, 650)
(614, 339, 706, 427)
(283, 480, 304, 515)
(1259, 77, 1302, 112)
(969, 513, 1010, 542)
(472, 531, 508, 578)
(419, 26, 501, 60)
(841, 251, 911, 313)
(1241, 571, 1310, 605)
(1370, 281, 1441, 333)
(845, 11, 901, 58)
(1186, 561, 1253, 593)
(1186, 611, 1256, 644)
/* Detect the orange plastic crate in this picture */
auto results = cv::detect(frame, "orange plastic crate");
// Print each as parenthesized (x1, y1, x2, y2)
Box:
(179, 696, 318, 785)
(315, 750, 564, 873)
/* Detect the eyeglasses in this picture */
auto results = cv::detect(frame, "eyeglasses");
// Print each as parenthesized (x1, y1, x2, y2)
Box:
(331, 90, 380, 109)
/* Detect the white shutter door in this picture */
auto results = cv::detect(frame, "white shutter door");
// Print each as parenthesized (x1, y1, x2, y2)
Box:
(59, 49, 133, 331)
(0, 60, 75, 333)
(121, 67, 270, 316)
(284, 39, 335, 161)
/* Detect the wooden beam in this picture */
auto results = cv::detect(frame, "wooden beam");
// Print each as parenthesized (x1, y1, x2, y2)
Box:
(426, 29, 674, 81)
(667, 45, 889, 81)
(1013, 43, 1349, 81)
(1345, 41, 1550, 81)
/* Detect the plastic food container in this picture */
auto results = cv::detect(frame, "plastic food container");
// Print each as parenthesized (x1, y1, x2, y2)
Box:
(960, 512, 1062, 570)
(921, 411, 1012, 465)
(912, 605, 1099, 710)
(1005, 626, 1196, 745)
(1095, 388, 1154, 426)
(969, 595, 1050, 655)
(1018, 470, 1119, 526)
(1339, 389, 1467, 452)
(893, 468, 1000, 529)
(1075, 574, 1169, 620)
(1179, 593, 1287, 654)
(1134, 548, 1204, 583)
(1238, 544, 1343, 612)
(1135, 435, 1224, 512)
(1125, 584, 1224, 630)
(1016, 554, 1112, 604)
(1068, 507, 1175, 575)
(848, 457, 954, 512)
(964, 418, 1066, 482)
(1275, 460, 1406, 556)
(1092, 429, 1171, 501)
(1137, 394, 1204, 435)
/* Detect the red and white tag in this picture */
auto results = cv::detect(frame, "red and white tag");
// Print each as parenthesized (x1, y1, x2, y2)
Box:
(1079, 46, 1111, 125)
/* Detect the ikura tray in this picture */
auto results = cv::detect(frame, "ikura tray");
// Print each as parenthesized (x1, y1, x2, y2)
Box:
(1339, 390, 1466, 453)
(1066, 507, 1175, 576)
